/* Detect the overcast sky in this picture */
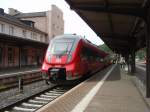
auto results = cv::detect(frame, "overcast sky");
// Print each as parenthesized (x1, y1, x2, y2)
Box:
(0, 0, 104, 45)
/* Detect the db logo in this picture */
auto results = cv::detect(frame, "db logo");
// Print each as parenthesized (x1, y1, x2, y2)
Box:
(56, 58, 61, 63)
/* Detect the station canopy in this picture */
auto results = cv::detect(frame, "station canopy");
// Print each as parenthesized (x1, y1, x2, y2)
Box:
(65, 0, 146, 55)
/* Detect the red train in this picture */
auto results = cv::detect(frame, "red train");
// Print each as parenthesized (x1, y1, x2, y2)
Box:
(41, 34, 108, 84)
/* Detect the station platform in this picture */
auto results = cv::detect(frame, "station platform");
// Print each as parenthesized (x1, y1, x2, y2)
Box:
(0, 66, 40, 75)
(37, 64, 150, 112)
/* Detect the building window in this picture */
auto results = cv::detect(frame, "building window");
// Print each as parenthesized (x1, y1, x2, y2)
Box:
(40, 35, 43, 42)
(33, 33, 37, 40)
(0, 47, 2, 64)
(52, 24, 55, 29)
(22, 30, 27, 38)
(52, 34, 55, 37)
(9, 26, 14, 35)
(31, 32, 33, 39)
(1, 24, 5, 33)
(8, 47, 14, 64)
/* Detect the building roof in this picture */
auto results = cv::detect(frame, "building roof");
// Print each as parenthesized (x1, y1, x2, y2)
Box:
(0, 33, 48, 48)
(65, 0, 146, 55)
(0, 12, 47, 35)
(14, 12, 46, 18)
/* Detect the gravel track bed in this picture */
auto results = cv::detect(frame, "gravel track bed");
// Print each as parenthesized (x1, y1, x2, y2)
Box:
(0, 80, 53, 109)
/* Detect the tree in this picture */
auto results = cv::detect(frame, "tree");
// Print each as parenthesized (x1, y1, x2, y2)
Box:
(99, 44, 112, 53)
(136, 48, 146, 60)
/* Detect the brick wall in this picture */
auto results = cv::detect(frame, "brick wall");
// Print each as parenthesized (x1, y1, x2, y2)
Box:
(0, 42, 46, 69)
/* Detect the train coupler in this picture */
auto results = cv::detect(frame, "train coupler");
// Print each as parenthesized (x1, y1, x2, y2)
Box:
(49, 68, 66, 81)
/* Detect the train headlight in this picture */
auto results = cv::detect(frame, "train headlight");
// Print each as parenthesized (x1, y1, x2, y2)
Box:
(42, 71, 49, 80)
(67, 54, 72, 63)
(47, 55, 51, 63)
(66, 71, 72, 80)
(74, 72, 78, 76)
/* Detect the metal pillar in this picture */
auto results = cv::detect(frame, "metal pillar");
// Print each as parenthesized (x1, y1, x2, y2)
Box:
(3, 43, 6, 68)
(18, 77, 23, 93)
(2, 43, 5, 67)
(19, 47, 21, 68)
(131, 49, 136, 73)
(36, 49, 40, 66)
(146, 6, 150, 97)
(125, 54, 130, 73)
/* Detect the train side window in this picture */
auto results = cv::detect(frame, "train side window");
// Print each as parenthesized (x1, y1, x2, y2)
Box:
(95, 54, 100, 62)
(80, 47, 87, 60)
(90, 51, 99, 62)
(80, 52, 85, 60)
(85, 48, 91, 60)
(89, 49, 96, 61)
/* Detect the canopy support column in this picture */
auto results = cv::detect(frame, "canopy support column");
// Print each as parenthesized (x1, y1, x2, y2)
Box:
(131, 49, 136, 73)
(146, 6, 150, 97)
(125, 54, 130, 73)
(19, 47, 21, 68)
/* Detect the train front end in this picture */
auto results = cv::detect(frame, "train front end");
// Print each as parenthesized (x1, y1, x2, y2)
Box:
(41, 35, 80, 84)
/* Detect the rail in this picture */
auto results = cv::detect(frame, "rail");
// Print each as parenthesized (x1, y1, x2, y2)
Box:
(0, 69, 42, 93)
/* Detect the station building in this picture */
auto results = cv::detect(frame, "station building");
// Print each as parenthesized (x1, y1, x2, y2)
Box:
(11, 5, 64, 41)
(0, 5, 64, 69)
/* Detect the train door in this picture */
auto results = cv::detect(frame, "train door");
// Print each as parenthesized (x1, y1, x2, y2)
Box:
(80, 47, 90, 74)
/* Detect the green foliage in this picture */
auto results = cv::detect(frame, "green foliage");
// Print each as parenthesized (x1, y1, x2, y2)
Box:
(136, 48, 146, 60)
(99, 44, 112, 53)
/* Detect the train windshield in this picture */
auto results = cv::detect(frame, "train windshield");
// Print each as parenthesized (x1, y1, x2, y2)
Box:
(49, 38, 75, 55)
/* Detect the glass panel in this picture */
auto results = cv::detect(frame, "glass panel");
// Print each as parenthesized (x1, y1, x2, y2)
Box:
(51, 42, 73, 54)
(49, 38, 75, 55)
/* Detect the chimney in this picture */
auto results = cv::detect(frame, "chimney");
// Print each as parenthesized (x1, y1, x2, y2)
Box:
(0, 8, 4, 15)
(9, 8, 20, 15)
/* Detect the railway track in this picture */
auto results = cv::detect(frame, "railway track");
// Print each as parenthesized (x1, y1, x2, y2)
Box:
(1, 85, 73, 112)
(0, 70, 42, 92)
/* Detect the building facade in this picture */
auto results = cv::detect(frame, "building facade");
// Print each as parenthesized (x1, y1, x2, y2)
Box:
(10, 5, 64, 42)
(0, 5, 64, 69)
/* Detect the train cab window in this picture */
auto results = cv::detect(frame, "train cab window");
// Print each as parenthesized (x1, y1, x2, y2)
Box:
(49, 38, 75, 55)
(53, 43, 71, 54)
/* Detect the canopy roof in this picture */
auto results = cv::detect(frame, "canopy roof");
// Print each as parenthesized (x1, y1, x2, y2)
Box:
(65, 0, 147, 55)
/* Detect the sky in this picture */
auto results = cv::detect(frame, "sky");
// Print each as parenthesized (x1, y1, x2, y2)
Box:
(0, 0, 104, 45)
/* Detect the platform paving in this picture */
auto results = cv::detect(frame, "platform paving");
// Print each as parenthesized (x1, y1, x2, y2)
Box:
(37, 64, 150, 112)
(85, 65, 149, 112)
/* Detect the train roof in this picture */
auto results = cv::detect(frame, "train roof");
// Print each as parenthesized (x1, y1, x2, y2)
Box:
(51, 34, 108, 57)
(52, 34, 94, 45)
(53, 34, 82, 40)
